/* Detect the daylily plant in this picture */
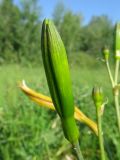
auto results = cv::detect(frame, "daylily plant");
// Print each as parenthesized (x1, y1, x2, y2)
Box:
(18, 19, 120, 160)
(20, 19, 99, 160)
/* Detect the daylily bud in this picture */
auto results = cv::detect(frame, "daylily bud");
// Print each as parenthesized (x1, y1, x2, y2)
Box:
(115, 23, 120, 59)
(92, 86, 103, 108)
(102, 46, 109, 61)
(41, 19, 79, 143)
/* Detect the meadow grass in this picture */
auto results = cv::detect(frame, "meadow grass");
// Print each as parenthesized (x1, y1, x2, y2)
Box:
(0, 64, 120, 160)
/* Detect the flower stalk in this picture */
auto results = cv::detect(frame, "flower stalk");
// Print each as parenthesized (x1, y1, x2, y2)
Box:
(114, 23, 120, 132)
(73, 141, 84, 160)
(92, 87, 106, 160)
(103, 23, 120, 133)
(103, 47, 114, 87)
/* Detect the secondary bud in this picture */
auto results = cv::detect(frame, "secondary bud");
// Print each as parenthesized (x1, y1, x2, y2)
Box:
(92, 86, 103, 108)
(102, 46, 109, 61)
(115, 23, 120, 59)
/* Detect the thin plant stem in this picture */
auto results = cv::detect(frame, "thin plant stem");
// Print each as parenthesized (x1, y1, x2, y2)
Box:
(73, 141, 84, 160)
(114, 59, 120, 133)
(96, 108, 106, 160)
(106, 59, 120, 133)
(106, 61, 114, 87)
(115, 59, 120, 84)
(114, 95, 120, 133)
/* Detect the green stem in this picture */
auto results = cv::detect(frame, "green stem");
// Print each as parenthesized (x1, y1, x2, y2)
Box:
(106, 61, 114, 87)
(114, 95, 120, 133)
(115, 59, 120, 84)
(96, 108, 106, 160)
(114, 59, 120, 133)
(106, 59, 120, 133)
(73, 141, 84, 160)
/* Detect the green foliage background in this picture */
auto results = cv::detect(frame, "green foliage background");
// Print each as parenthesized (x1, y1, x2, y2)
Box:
(0, 64, 120, 160)
(0, 0, 120, 160)
(0, 0, 114, 64)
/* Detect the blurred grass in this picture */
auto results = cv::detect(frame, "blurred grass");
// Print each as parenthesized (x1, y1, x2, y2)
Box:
(0, 63, 120, 160)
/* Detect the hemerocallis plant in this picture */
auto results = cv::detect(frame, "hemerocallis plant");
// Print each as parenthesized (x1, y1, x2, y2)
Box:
(92, 87, 106, 160)
(19, 19, 99, 160)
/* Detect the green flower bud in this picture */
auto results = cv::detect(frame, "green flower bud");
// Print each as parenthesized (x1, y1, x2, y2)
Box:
(102, 46, 109, 61)
(92, 86, 103, 108)
(41, 19, 79, 144)
(115, 23, 120, 59)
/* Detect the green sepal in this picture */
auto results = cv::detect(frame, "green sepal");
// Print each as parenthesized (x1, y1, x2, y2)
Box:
(41, 19, 74, 118)
(92, 86, 103, 109)
(92, 86, 106, 116)
(41, 19, 62, 116)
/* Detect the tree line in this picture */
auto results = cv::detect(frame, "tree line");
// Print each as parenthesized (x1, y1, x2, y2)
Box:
(0, 0, 114, 64)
